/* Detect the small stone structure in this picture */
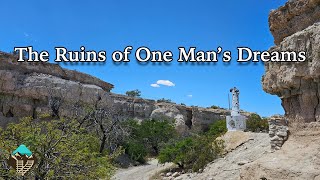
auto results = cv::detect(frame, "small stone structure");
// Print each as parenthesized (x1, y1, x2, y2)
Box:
(268, 115, 289, 150)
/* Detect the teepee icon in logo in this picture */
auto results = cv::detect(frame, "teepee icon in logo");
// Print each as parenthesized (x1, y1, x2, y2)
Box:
(8, 144, 37, 176)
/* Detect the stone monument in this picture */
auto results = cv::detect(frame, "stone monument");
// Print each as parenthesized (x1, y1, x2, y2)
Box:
(226, 87, 246, 131)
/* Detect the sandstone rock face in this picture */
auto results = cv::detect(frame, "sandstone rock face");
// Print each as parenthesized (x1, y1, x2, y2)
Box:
(150, 103, 190, 134)
(191, 107, 227, 131)
(0, 52, 229, 133)
(0, 71, 111, 121)
(111, 93, 156, 121)
(0, 52, 114, 92)
(269, 0, 320, 45)
(263, 22, 320, 125)
(150, 104, 229, 134)
(242, 0, 320, 179)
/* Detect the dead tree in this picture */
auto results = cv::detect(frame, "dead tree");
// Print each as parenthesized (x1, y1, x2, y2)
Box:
(72, 103, 129, 154)
(47, 85, 62, 118)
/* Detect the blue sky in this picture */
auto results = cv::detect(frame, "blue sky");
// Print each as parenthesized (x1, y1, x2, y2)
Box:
(1, 0, 287, 117)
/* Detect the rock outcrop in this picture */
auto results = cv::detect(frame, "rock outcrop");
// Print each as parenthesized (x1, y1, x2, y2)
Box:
(262, 0, 320, 127)
(0, 52, 114, 92)
(269, 0, 320, 45)
(0, 52, 229, 133)
(240, 0, 320, 179)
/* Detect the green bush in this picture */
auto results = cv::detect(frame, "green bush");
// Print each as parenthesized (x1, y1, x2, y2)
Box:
(158, 137, 193, 168)
(124, 141, 147, 163)
(207, 120, 227, 138)
(123, 119, 176, 163)
(209, 105, 220, 109)
(158, 120, 226, 172)
(125, 89, 141, 97)
(246, 114, 269, 132)
(0, 117, 115, 179)
(158, 135, 223, 171)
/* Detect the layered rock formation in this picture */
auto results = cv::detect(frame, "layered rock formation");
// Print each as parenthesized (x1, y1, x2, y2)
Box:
(240, 0, 320, 179)
(262, 0, 320, 127)
(0, 53, 113, 126)
(269, 0, 320, 45)
(0, 52, 229, 133)
(0, 52, 114, 92)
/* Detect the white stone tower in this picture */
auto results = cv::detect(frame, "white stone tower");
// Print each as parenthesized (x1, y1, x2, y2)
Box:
(230, 87, 240, 116)
(226, 87, 246, 131)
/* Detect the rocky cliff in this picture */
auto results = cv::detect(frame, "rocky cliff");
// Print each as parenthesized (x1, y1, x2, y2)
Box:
(111, 93, 230, 133)
(269, 0, 320, 45)
(0, 52, 229, 133)
(240, 0, 320, 179)
(262, 0, 320, 127)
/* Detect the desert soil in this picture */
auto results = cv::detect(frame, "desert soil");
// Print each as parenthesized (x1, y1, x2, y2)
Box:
(112, 159, 173, 180)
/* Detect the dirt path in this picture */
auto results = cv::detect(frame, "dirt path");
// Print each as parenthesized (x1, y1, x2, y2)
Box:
(112, 159, 173, 180)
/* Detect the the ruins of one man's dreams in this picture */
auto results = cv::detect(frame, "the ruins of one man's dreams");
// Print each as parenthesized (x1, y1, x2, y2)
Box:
(0, 53, 233, 134)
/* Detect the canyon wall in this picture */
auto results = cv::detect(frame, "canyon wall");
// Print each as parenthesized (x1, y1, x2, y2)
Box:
(262, 0, 320, 127)
(0, 52, 229, 133)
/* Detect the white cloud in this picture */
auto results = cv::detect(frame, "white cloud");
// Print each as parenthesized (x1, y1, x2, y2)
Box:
(150, 80, 175, 88)
(187, 94, 193, 98)
(156, 80, 175, 87)
(151, 83, 160, 88)
(24, 32, 29, 37)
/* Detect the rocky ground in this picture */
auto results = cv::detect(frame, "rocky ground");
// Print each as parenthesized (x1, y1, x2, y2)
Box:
(241, 126, 320, 180)
(177, 132, 270, 180)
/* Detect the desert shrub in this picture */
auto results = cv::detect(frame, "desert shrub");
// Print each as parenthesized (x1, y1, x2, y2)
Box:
(125, 89, 141, 97)
(209, 105, 220, 109)
(246, 114, 269, 132)
(0, 117, 115, 180)
(157, 98, 172, 103)
(207, 120, 227, 138)
(123, 119, 176, 163)
(158, 120, 225, 171)
(158, 137, 193, 168)
(124, 140, 147, 163)
(139, 120, 176, 155)
(158, 135, 223, 171)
